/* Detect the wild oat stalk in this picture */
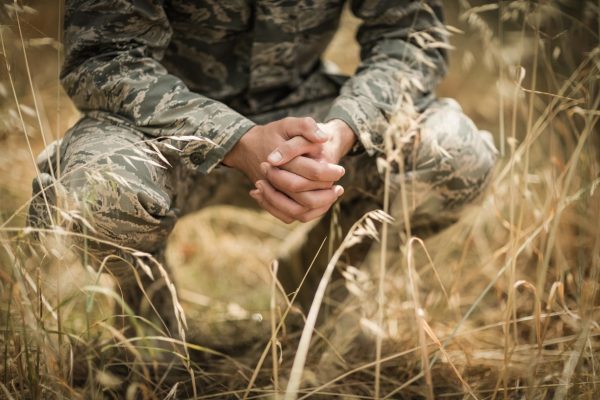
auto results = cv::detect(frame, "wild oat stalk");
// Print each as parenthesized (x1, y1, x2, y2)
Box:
(284, 210, 393, 400)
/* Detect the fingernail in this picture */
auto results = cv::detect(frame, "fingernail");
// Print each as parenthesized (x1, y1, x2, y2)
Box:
(316, 128, 329, 139)
(260, 162, 269, 175)
(337, 166, 345, 175)
(334, 185, 344, 196)
(255, 181, 264, 191)
(268, 151, 282, 164)
(249, 190, 259, 197)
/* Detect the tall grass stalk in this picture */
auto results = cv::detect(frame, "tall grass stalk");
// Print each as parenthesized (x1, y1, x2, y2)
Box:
(1, 1, 598, 399)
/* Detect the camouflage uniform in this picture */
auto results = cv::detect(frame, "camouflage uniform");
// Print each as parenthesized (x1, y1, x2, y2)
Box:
(29, 0, 497, 334)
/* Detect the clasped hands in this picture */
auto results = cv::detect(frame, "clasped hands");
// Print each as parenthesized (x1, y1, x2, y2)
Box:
(223, 117, 356, 223)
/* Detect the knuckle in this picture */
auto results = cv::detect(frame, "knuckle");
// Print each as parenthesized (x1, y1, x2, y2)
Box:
(301, 117, 315, 130)
(313, 180, 332, 190)
(288, 179, 306, 193)
(287, 180, 300, 193)
(298, 214, 311, 223)
(287, 205, 302, 217)
(305, 167, 319, 180)
(302, 196, 318, 209)
(259, 189, 270, 201)
(270, 179, 285, 193)
(312, 170, 325, 181)
(273, 119, 287, 130)
(279, 117, 293, 133)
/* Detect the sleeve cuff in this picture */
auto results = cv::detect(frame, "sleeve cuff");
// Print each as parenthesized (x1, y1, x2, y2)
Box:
(325, 95, 385, 157)
(181, 115, 256, 175)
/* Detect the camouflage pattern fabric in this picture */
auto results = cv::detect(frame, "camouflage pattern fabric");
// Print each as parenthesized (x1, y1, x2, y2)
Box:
(60, 0, 448, 174)
(28, 0, 497, 333)
(28, 97, 497, 322)
(275, 98, 498, 310)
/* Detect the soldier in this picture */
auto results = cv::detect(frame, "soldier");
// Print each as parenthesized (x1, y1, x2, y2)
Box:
(29, 1, 497, 341)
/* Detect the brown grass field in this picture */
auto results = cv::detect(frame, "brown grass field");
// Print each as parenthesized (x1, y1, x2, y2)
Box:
(1, 1, 599, 399)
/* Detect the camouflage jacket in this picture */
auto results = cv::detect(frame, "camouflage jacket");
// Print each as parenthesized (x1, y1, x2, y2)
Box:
(62, 0, 448, 174)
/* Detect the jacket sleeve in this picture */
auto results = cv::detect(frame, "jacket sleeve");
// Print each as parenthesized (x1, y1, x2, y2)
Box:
(326, 0, 448, 155)
(61, 0, 255, 174)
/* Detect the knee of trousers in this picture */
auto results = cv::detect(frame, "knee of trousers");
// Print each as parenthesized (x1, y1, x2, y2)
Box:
(28, 165, 177, 257)
(412, 99, 498, 209)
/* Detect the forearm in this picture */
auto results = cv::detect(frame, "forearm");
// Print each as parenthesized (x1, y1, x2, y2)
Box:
(330, 0, 448, 156)
(62, 0, 255, 174)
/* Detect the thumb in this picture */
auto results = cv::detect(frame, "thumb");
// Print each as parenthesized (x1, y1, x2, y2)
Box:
(281, 117, 329, 143)
(267, 136, 320, 166)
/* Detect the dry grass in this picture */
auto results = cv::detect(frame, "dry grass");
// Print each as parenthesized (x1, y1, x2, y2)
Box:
(1, 1, 599, 399)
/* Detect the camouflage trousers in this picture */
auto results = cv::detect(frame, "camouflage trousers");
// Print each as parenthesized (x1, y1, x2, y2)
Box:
(28, 97, 497, 337)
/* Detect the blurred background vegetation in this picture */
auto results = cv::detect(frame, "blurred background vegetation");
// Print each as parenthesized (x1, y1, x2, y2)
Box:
(1, 1, 599, 399)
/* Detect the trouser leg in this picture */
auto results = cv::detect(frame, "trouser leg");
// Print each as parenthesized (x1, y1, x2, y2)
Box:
(277, 98, 498, 311)
(27, 94, 497, 336)
(26, 104, 323, 342)
(28, 116, 184, 338)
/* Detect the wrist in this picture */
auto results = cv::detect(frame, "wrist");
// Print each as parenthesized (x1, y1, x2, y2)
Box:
(323, 119, 357, 161)
(223, 125, 260, 169)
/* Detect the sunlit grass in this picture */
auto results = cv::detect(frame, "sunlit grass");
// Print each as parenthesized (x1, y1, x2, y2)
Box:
(1, 1, 599, 399)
